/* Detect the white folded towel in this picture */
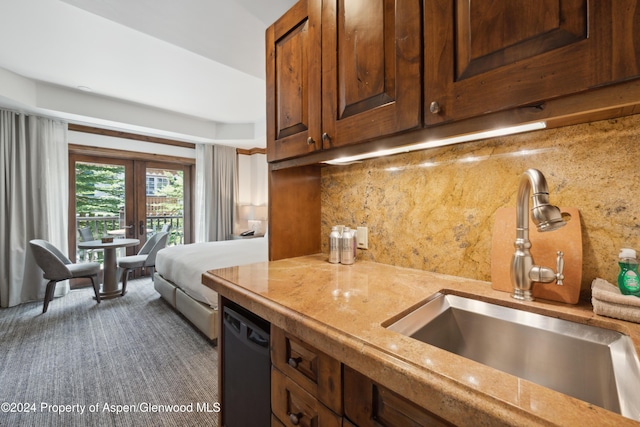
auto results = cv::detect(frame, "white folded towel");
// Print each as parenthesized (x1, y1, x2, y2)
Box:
(591, 278, 640, 324)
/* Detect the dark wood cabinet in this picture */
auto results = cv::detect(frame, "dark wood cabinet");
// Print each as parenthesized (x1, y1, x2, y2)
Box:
(271, 326, 343, 426)
(271, 326, 342, 414)
(265, 1, 640, 264)
(272, 368, 342, 427)
(343, 365, 453, 427)
(605, 1, 640, 82)
(266, 0, 322, 162)
(267, 0, 640, 163)
(320, 0, 422, 151)
(269, 325, 455, 426)
(266, 0, 422, 162)
(424, 0, 640, 125)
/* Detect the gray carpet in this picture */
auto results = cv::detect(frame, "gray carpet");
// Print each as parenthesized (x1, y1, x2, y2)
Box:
(0, 278, 219, 427)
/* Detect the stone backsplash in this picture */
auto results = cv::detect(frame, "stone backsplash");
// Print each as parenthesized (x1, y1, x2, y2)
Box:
(321, 114, 640, 296)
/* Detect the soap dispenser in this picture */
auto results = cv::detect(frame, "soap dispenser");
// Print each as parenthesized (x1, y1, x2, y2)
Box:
(618, 248, 640, 296)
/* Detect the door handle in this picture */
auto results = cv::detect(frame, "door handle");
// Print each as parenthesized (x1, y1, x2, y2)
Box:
(126, 222, 134, 237)
(139, 220, 145, 236)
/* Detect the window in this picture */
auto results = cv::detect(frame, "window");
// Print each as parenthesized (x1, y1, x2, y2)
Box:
(146, 175, 169, 196)
(69, 149, 194, 267)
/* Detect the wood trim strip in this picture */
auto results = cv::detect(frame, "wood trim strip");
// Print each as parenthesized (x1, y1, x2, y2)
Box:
(237, 147, 267, 155)
(68, 143, 196, 165)
(68, 124, 196, 149)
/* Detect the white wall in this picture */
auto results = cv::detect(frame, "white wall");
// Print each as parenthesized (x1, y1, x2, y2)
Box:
(237, 152, 268, 234)
(0, 67, 266, 149)
(237, 153, 268, 205)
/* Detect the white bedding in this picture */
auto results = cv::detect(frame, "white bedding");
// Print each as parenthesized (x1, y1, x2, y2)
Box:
(155, 236, 268, 309)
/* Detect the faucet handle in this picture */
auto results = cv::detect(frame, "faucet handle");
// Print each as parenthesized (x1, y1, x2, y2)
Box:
(556, 251, 564, 285)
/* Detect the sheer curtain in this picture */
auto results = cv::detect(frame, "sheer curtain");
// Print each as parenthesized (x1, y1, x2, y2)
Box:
(195, 144, 237, 242)
(0, 110, 69, 308)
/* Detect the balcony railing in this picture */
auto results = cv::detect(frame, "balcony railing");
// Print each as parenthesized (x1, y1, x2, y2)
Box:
(77, 215, 121, 239)
(76, 214, 183, 262)
(146, 215, 184, 245)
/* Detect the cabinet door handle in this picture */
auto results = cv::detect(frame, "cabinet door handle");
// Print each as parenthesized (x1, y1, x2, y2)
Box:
(429, 101, 441, 114)
(556, 251, 565, 286)
(288, 412, 302, 425)
(321, 132, 331, 145)
(287, 357, 302, 369)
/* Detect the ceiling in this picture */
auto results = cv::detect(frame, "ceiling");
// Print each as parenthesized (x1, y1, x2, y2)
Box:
(0, 0, 297, 147)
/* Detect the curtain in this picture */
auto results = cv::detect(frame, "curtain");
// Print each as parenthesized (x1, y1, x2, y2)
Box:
(0, 110, 69, 308)
(195, 144, 237, 242)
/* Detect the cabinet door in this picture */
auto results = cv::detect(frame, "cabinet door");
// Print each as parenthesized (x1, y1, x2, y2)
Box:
(266, 0, 322, 162)
(272, 367, 342, 427)
(343, 365, 453, 427)
(607, 1, 640, 83)
(321, 0, 422, 150)
(425, 0, 601, 125)
(271, 326, 342, 413)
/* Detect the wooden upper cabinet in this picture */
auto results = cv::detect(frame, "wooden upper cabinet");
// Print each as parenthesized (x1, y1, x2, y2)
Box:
(424, 0, 640, 125)
(266, 0, 322, 162)
(266, 0, 422, 162)
(267, 0, 640, 161)
(601, 1, 640, 84)
(321, 0, 422, 150)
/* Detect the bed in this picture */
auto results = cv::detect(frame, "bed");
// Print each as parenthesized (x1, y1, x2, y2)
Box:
(154, 235, 268, 342)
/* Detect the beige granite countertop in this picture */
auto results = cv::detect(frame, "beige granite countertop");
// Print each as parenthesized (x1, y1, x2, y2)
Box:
(202, 254, 640, 426)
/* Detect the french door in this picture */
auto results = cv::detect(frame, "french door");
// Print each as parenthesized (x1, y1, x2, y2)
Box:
(68, 153, 192, 265)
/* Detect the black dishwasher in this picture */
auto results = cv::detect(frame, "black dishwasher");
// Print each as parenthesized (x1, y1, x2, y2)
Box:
(222, 302, 270, 426)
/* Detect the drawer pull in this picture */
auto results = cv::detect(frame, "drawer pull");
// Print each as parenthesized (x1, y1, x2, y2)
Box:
(287, 357, 302, 369)
(289, 412, 302, 425)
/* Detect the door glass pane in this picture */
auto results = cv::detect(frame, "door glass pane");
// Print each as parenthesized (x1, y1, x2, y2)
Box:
(75, 162, 126, 262)
(145, 167, 184, 246)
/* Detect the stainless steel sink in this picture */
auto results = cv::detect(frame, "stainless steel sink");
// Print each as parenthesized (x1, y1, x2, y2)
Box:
(386, 292, 640, 421)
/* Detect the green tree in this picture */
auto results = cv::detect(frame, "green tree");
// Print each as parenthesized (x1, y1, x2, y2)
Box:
(153, 171, 184, 214)
(75, 163, 125, 216)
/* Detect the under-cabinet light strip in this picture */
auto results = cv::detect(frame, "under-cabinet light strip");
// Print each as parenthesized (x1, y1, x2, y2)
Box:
(324, 121, 547, 165)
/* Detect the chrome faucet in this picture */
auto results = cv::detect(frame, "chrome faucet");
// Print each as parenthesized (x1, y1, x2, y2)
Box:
(511, 169, 566, 301)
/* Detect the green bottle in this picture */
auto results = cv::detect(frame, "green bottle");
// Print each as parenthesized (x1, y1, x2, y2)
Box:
(618, 248, 640, 296)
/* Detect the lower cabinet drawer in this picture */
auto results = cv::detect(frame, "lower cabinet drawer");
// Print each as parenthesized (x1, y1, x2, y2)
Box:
(343, 365, 453, 427)
(271, 326, 342, 413)
(272, 367, 342, 427)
